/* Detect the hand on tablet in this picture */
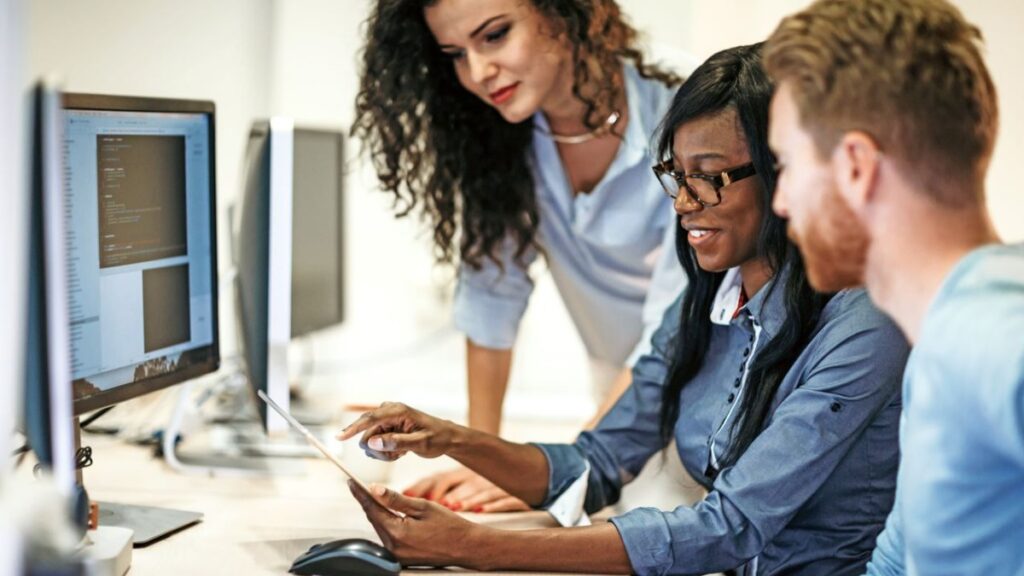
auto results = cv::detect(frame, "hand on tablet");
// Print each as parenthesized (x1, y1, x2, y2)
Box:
(336, 402, 457, 461)
(349, 480, 490, 569)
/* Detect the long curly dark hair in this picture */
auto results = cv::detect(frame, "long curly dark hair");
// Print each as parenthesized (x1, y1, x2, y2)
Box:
(656, 43, 832, 468)
(352, 0, 680, 271)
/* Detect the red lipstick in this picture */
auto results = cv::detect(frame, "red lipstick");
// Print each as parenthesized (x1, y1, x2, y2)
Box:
(489, 83, 519, 105)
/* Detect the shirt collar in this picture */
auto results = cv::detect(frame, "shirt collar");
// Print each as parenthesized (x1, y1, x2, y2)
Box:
(710, 267, 744, 326)
(710, 265, 790, 337)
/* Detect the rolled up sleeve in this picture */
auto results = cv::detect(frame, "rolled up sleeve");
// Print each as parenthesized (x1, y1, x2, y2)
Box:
(612, 292, 908, 575)
(530, 442, 589, 510)
(452, 238, 537, 349)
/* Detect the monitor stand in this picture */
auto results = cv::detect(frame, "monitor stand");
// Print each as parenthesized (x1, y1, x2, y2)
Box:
(94, 502, 202, 547)
(74, 423, 200, 551)
(161, 381, 305, 477)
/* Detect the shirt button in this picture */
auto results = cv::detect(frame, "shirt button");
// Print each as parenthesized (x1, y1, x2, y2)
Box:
(727, 393, 735, 403)
(831, 402, 842, 413)
(734, 377, 741, 388)
(743, 348, 750, 357)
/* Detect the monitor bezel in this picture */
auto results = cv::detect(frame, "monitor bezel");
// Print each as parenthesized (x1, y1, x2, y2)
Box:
(62, 92, 220, 415)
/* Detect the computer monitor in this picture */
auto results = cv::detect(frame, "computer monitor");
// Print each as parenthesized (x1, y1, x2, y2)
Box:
(290, 127, 345, 339)
(58, 91, 219, 545)
(24, 80, 77, 496)
(235, 118, 292, 434)
(234, 121, 346, 435)
(62, 93, 219, 415)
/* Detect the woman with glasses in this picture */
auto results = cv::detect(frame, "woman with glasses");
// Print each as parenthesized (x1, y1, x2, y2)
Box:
(340, 43, 910, 575)
(353, 0, 692, 512)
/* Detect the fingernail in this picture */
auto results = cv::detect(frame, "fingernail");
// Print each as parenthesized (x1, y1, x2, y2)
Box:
(402, 490, 414, 497)
(373, 484, 386, 496)
(450, 502, 463, 511)
(439, 499, 450, 508)
(368, 437, 384, 451)
(472, 506, 484, 513)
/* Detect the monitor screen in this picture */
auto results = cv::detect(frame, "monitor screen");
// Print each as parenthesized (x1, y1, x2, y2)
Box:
(62, 94, 219, 414)
(290, 128, 344, 338)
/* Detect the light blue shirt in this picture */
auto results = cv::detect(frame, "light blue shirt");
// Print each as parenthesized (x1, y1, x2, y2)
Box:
(865, 243, 1024, 576)
(452, 65, 685, 366)
(536, 267, 909, 575)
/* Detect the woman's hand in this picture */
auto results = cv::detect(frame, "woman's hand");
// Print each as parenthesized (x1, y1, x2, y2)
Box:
(404, 467, 530, 512)
(349, 480, 493, 569)
(336, 402, 458, 461)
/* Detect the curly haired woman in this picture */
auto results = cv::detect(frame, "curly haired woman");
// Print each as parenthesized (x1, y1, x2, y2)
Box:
(352, 0, 691, 512)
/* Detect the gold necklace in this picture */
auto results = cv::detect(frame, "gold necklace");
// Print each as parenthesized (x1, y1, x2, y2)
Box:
(535, 110, 621, 145)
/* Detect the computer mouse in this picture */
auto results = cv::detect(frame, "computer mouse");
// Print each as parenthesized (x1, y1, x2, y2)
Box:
(290, 538, 401, 576)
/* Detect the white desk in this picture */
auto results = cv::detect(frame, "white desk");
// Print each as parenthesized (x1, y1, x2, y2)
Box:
(79, 422, 616, 575)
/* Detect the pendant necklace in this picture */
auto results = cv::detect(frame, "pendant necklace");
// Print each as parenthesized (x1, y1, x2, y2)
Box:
(535, 110, 621, 145)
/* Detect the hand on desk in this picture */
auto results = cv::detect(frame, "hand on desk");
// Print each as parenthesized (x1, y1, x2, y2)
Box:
(349, 479, 492, 569)
(404, 467, 530, 513)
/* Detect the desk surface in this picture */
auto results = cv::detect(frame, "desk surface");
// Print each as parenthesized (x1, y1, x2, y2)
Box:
(80, 421, 612, 576)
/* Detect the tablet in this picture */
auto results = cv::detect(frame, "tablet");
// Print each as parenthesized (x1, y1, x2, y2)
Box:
(257, 390, 370, 493)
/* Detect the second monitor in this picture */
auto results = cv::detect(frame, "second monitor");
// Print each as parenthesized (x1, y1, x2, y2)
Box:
(235, 119, 345, 434)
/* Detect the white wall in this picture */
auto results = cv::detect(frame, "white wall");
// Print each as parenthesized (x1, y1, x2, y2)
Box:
(28, 0, 274, 356)
(961, 1, 1024, 242)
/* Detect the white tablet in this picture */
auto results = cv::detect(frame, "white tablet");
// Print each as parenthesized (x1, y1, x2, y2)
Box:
(257, 390, 370, 493)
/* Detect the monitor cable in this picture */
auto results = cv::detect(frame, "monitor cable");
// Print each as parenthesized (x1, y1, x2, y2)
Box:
(79, 406, 115, 431)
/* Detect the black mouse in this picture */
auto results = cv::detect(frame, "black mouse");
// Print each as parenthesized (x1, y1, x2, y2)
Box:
(290, 538, 401, 576)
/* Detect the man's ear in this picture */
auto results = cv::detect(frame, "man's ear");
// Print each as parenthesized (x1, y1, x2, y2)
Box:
(832, 131, 881, 214)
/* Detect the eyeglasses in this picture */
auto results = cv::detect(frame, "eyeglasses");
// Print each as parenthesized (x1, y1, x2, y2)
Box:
(652, 160, 758, 207)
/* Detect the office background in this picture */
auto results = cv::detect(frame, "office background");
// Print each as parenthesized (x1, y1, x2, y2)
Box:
(3, 0, 1024, 444)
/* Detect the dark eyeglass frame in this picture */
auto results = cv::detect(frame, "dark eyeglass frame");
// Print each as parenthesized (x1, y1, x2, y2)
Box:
(652, 160, 758, 207)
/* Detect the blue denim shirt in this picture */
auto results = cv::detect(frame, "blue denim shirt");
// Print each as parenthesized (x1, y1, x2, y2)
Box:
(865, 244, 1024, 575)
(452, 64, 685, 366)
(535, 271, 908, 575)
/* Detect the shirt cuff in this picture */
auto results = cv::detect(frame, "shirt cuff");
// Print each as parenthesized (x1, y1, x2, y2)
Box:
(530, 443, 589, 510)
(610, 508, 674, 576)
(546, 461, 592, 527)
(452, 282, 529, 349)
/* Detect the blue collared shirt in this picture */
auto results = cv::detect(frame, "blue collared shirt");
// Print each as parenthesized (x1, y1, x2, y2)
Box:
(535, 269, 909, 575)
(865, 244, 1024, 576)
(452, 64, 685, 366)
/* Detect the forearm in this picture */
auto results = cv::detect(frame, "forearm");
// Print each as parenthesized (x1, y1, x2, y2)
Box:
(447, 426, 551, 506)
(466, 340, 513, 434)
(466, 523, 632, 573)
